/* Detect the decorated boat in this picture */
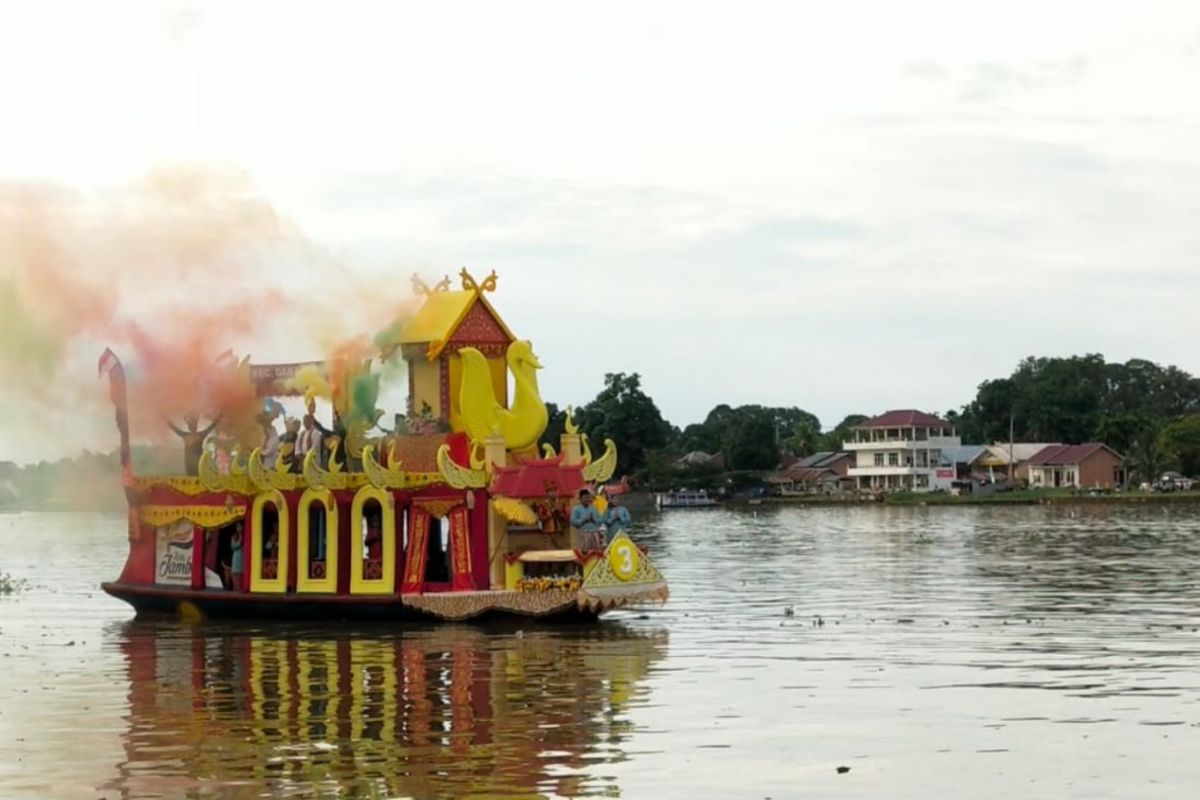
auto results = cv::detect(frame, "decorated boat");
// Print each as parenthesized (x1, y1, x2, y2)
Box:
(100, 270, 667, 622)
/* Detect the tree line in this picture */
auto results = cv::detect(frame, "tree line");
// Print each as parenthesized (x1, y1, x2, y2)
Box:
(552, 355, 1200, 487)
(5, 354, 1198, 509)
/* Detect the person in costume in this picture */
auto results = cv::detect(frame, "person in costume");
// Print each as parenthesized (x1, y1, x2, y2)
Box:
(570, 489, 604, 551)
(166, 412, 221, 475)
(603, 492, 632, 536)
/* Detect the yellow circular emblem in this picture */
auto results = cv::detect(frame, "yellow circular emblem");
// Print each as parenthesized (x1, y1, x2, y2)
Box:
(608, 539, 640, 581)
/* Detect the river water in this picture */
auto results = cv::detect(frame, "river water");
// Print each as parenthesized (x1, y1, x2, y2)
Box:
(2, 505, 1200, 798)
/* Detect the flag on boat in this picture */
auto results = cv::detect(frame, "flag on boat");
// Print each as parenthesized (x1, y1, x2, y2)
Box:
(97, 348, 131, 469)
(98, 347, 121, 379)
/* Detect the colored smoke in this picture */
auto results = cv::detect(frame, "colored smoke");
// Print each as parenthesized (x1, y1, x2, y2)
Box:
(0, 166, 417, 463)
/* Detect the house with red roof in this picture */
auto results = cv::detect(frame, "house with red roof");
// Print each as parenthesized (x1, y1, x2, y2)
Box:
(1026, 443, 1124, 490)
(843, 409, 962, 492)
(767, 451, 854, 494)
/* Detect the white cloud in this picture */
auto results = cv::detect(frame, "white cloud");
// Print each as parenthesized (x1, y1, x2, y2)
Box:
(2, 0, 1200, 460)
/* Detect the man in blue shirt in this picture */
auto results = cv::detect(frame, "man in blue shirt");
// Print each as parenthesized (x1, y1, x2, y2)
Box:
(570, 489, 604, 550)
(603, 493, 632, 536)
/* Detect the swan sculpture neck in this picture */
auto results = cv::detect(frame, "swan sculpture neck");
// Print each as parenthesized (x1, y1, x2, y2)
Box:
(509, 350, 541, 420)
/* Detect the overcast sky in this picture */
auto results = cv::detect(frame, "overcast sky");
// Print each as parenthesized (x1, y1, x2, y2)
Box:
(3, 1, 1200, 461)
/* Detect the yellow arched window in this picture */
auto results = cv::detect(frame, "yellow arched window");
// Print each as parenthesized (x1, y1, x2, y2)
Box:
(297, 488, 338, 593)
(250, 489, 289, 593)
(350, 486, 395, 595)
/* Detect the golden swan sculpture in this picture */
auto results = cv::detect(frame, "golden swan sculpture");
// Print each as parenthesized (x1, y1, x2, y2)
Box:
(457, 341, 549, 453)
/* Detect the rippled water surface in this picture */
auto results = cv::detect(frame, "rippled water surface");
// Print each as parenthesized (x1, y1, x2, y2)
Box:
(3, 505, 1200, 798)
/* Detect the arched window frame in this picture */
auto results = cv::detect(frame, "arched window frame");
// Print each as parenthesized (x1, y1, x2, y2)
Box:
(250, 489, 289, 593)
(350, 486, 395, 595)
(297, 488, 338, 593)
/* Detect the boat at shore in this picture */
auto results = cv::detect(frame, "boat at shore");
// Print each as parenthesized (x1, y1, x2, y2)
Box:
(99, 270, 667, 623)
(655, 489, 720, 509)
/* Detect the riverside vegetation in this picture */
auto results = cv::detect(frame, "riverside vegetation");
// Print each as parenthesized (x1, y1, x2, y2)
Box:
(4, 353, 1200, 508)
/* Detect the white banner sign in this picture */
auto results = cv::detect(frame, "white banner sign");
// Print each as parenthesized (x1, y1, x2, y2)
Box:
(155, 520, 194, 586)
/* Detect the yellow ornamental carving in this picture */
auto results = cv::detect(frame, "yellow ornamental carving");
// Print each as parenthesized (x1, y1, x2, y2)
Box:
(302, 448, 368, 492)
(344, 421, 383, 461)
(139, 504, 246, 529)
(362, 444, 443, 491)
(414, 498, 462, 519)
(304, 448, 351, 491)
(131, 475, 210, 497)
(361, 443, 398, 488)
(436, 445, 489, 489)
(578, 533, 668, 612)
(248, 447, 303, 492)
(198, 450, 254, 496)
(582, 439, 618, 484)
(459, 267, 498, 294)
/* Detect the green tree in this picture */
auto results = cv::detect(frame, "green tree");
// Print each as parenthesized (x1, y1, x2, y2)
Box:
(574, 373, 672, 476)
(720, 406, 779, 470)
(1159, 414, 1200, 477)
(783, 415, 822, 456)
(540, 402, 568, 453)
(820, 413, 868, 452)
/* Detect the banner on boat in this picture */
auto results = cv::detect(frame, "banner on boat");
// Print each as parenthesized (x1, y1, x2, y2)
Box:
(155, 520, 194, 586)
(249, 360, 325, 397)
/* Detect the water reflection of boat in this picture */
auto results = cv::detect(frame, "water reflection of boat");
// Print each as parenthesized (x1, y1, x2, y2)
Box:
(98, 270, 667, 622)
(104, 620, 668, 798)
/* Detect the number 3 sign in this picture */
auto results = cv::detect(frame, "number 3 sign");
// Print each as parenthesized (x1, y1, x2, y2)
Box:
(607, 537, 640, 581)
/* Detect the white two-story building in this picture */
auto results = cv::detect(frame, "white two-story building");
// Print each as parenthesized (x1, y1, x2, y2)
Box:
(844, 410, 962, 492)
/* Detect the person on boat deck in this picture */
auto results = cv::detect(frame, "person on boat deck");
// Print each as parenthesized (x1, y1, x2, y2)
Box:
(261, 416, 281, 469)
(537, 483, 569, 549)
(229, 525, 244, 590)
(203, 528, 221, 588)
(213, 429, 237, 475)
(278, 417, 299, 469)
(295, 414, 324, 471)
(313, 411, 347, 469)
(166, 412, 221, 476)
(263, 529, 279, 576)
(570, 489, 605, 551)
(364, 515, 382, 561)
(603, 492, 632, 536)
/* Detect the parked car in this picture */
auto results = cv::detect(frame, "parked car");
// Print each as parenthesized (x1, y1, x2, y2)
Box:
(1154, 472, 1194, 492)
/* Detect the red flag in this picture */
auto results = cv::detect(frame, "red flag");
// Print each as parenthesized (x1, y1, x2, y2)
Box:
(98, 348, 131, 472)
(98, 347, 120, 379)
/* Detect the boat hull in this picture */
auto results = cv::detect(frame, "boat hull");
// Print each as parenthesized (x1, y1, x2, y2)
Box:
(101, 582, 601, 624)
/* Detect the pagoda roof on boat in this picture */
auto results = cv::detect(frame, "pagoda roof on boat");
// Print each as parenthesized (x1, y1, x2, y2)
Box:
(395, 270, 516, 360)
(490, 454, 587, 498)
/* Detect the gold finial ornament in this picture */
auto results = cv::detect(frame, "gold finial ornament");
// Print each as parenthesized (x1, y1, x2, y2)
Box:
(564, 405, 579, 434)
(411, 273, 452, 297)
(459, 268, 498, 294)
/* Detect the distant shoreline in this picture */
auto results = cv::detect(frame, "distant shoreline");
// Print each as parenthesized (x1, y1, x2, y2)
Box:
(739, 490, 1200, 508)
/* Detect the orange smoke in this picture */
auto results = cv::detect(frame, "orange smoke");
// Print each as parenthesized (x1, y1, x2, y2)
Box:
(0, 165, 415, 460)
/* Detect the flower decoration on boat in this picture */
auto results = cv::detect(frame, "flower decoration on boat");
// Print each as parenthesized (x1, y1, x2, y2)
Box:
(516, 576, 582, 593)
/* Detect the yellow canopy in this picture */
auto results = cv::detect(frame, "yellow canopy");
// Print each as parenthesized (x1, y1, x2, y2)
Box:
(397, 290, 516, 360)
